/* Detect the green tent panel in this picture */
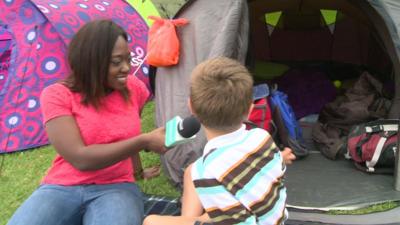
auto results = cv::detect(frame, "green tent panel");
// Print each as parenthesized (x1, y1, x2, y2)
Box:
(265, 11, 282, 26)
(320, 9, 337, 25)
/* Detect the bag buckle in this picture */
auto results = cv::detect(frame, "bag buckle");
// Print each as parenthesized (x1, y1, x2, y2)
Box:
(366, 167, 375, 172)
(366, 125, 382, 133)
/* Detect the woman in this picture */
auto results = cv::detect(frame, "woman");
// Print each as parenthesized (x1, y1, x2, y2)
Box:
(7, 20, 166, 225)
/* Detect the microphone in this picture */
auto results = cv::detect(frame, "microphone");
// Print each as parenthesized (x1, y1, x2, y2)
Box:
(165, 115, 201, 148)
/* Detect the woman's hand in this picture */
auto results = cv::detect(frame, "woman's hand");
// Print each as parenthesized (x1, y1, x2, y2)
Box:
(143, 127, 168, 154)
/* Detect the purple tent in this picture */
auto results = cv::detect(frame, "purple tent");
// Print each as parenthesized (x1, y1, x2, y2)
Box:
(0, 0, 150, 153)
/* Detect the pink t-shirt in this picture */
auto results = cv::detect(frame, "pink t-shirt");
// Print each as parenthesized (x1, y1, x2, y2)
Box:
(40, 75, 150, 185)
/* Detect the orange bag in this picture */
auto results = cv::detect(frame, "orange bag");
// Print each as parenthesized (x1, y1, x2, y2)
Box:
(146, 16, 188, 67)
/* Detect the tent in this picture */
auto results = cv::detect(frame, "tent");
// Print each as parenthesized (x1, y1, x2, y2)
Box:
(141, 0, 400, 223)
(0, 0, 150, 153)
(148, 0, 400, 183)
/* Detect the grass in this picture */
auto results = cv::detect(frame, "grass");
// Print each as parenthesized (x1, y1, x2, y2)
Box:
(0, 101, 399, 224)
(135, 101, 180, 197)
(0, 146, 55, 225)
(329, 201, 399, 215)
(0, 101, 179, 225)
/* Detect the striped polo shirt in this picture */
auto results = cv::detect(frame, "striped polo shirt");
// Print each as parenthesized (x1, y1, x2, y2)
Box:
(191, 125, 288, 225)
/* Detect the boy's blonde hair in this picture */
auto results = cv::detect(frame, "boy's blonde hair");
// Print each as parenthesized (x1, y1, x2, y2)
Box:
(190, 57, 253, 131)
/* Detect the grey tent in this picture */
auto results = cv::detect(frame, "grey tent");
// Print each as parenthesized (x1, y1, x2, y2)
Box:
(152, 0, 400, 187)
(149, 2, 400, 221)
(151, 0, 400, 223)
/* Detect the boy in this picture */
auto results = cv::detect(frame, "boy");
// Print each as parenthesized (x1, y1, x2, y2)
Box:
(144, 57, 295, 225)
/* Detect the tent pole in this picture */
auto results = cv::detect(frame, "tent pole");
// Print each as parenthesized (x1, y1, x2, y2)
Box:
(395, 118, 400, 191)
(391, 63, 400, 191)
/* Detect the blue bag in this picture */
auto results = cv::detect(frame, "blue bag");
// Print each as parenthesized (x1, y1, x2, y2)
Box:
(269, 87, 308, 158)
(269, 89, 302, 140)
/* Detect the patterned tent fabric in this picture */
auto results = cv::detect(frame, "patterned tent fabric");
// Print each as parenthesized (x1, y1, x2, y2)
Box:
(0, 0, 150, 153)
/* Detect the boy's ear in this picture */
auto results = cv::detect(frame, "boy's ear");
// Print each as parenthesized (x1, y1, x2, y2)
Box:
(188, 98, 194, 115)
(246, 103, 254, 119)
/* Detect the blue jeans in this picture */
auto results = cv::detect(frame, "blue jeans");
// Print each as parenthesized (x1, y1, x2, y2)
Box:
(7, 182, 144, 225)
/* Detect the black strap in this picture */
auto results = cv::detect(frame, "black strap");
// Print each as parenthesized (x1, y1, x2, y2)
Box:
(243, 120, 278, 141)
(356, 133, 372, 157)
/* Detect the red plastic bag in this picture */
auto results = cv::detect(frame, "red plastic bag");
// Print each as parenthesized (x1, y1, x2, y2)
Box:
(146, 16, 188, 67)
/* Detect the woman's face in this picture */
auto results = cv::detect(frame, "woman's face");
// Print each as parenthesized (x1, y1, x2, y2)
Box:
(107, 35, 131, 91)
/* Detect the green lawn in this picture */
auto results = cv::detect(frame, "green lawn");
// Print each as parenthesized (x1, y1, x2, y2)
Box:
(0, 101, 179, 225)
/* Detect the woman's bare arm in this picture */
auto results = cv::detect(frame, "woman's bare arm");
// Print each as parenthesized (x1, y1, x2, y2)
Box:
(46, 115, 167, 171)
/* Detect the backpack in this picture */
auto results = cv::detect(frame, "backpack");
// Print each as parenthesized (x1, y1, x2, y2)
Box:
(269, 86, 308, 158)
(346, 119, 399, 174)
(247, 84, 274, 133)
